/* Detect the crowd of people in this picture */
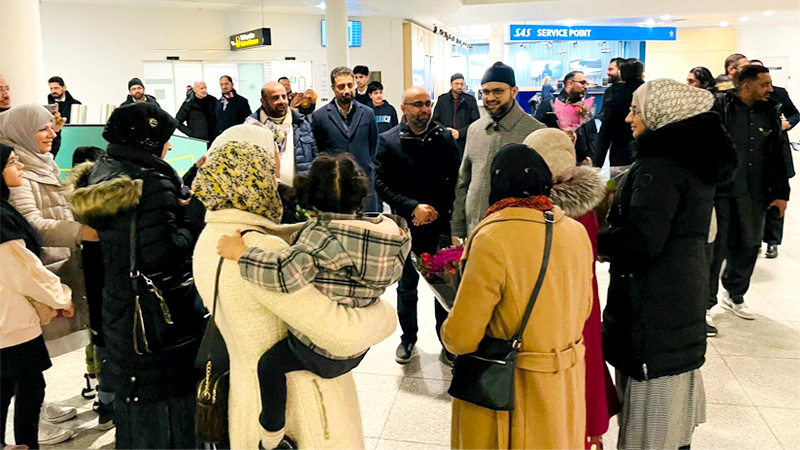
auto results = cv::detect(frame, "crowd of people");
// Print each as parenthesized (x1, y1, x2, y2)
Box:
(0, 48, 795, 450)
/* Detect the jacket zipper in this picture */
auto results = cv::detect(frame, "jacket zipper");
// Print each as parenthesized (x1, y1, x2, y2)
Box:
(467, 354, 507, 365)
(311, 379, 331, 440)
(642, 363, 649, 381)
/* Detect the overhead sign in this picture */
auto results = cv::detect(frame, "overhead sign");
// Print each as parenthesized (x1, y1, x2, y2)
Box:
(229, 28, 271, 51)
(509, 25, 676, 42)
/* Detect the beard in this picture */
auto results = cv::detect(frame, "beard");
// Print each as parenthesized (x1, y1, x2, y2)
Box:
(337, 94, 353, 104)
(408, 114, 430, 130)
(487, 100, 513, 120)
(608, 74, 620, 84)
(133, 92, 144, 100)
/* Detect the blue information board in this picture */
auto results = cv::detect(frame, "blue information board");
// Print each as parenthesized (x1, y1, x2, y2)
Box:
(321, 20, 362, 47)
(509, 25, 676, 42)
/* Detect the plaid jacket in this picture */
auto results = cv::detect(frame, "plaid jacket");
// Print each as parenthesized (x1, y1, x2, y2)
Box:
(239, 213, 411, 307)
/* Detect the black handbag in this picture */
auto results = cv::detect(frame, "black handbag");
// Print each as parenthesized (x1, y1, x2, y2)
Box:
(195, 255, 230, 445)
(448, 210, 554, 411)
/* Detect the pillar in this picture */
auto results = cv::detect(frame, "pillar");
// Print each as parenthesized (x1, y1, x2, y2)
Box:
(325, 0, 349, 70)
(489, 25, 505, 65)
(0, 0, 46, 106)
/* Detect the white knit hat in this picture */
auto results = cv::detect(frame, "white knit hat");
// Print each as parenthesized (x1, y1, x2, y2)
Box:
(523, 128, 576, 183)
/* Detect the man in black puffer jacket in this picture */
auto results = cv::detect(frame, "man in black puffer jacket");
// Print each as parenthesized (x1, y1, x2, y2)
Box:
(375, 86, 462, 366)
(176, 81, 217, 142)
(67, 103, 205, 449)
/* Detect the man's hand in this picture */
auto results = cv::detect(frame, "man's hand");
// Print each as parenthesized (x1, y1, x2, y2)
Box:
(412, 204, 438, 226)
(451, 236, 464, 247)
(769, 199, 788, 218)
(195, 155, 207, 168)
(179, 191, 193, 207)
(53, 112, 67, 132)
(447, 127, 460, 140)
(217, 229, 247, 261)
(781, 117, 791, 131)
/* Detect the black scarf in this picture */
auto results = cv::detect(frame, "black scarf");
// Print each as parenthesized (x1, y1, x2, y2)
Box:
(1, 144, 43, 256)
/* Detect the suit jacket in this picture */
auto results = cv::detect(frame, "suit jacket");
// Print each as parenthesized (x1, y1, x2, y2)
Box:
(311, 100, 380, 211)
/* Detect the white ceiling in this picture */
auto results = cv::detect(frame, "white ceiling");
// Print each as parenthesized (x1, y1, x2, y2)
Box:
(41, 0, 800, 39)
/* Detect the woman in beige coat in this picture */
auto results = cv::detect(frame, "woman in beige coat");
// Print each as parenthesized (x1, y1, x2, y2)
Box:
(442, 144, 594, 450)
(192, 126, 398, 449)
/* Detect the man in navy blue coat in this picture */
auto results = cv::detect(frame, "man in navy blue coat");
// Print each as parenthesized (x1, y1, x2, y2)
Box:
(312, 66, 381, 212)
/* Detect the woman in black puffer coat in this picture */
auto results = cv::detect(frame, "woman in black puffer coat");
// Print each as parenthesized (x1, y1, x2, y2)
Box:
(598, 79, 737, 450)
(67, 103, 205, 449)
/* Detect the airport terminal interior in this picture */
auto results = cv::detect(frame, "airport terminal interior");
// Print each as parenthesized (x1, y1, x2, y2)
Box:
(1, 0, 799, 449)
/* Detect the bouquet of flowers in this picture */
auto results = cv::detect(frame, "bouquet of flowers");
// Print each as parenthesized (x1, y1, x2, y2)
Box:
(553, 97, 596, 132)
(412, 245, 464, 311)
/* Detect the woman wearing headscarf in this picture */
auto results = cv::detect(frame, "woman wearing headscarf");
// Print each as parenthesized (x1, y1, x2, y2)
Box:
(1, 144, 73, 450)
(0, 104, 95, 438)
(598, 79, 737, 450)
(66, 102, 206, 449)
(191, 141, 398, 449)
(524, 128, 619, 449)
(441, 144, 594, 450)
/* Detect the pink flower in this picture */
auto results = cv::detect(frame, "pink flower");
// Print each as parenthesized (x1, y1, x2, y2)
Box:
(553, 97, 596, 132)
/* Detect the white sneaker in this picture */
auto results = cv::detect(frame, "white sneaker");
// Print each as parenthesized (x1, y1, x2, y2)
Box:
(721, 295, 756, 320)
(38, 422, 74, 445)
(42, 403, 77, 423)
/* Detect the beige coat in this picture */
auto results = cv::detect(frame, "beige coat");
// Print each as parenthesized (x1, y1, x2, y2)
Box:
(442, 207, 593, 450)
(193, 209, 398, 449)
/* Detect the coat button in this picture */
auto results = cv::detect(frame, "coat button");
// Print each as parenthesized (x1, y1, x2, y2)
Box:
(133, 397, 139, 402)
(131, 376, 136, 382)
(126, 397, 131, 403)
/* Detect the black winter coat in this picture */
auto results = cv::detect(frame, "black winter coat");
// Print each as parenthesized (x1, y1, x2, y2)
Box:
(215, 90, 252, 135)
(598, 112, 737, 381)
(68, 144, 205, 403)
(176, 92, 218, 141)
(534, 90, 597, 163)
(375, 119, 461, 254)
(432, 91, 480, 154)
(595, 80, 643, 167)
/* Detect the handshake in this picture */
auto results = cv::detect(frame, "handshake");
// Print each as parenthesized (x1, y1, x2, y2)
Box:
(413, 204, 439, 227)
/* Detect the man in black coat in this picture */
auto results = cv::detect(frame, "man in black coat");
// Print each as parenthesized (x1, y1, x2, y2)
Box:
(215, 75, 251, 136)
(375, 86, 461, 366)
(595, 59, 645, 168)
(120, 78, 160, 107)
(432, 73, 480, 155)
(709, 65, 793, 320)
(312, 66, 380, 212)
(176, 81, 217, 142)
(47, 76, 82, 157)
(534, 70, 596, 163)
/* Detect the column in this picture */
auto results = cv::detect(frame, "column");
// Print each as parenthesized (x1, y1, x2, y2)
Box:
(0, 0, 46, 106)
(489, 25, 505, 65)
(325, 0, 349, 70)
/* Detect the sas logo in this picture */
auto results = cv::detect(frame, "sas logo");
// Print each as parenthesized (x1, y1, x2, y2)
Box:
(512, 27, 531, 38)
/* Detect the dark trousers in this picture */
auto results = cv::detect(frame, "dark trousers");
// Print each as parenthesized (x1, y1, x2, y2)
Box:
(397, 256, 449, 346)
(709, 197, 761, 307)
(763, 214, 784, 245)
(257, 336, 364, 432)
(1, 373, 46, 449)
(114, 393, 196, 449)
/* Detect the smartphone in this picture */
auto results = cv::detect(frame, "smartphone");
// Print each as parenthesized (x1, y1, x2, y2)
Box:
(44, 104, 58, 114)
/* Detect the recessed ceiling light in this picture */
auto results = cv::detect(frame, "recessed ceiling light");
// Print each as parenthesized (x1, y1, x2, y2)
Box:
(762, 10, 774, 16)
(644, 18, 656, 26)
(739, 16, 750, 22)
(660, 15, 672, 20)
(718, 21, 729, 27)
(316, 2, 326, 9)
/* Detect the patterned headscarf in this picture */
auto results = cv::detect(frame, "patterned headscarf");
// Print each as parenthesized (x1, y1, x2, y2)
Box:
(192, 140, 283, 223)
(632, 78, 714, 131)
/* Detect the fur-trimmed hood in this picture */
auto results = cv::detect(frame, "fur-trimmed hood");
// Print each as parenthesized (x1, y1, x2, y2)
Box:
(549, 165, 605, 218)
(633, 111, 737, 185)
(65, 160, 143, 227)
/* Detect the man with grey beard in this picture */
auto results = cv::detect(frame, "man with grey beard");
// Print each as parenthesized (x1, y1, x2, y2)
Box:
(451, 62, 545, 241)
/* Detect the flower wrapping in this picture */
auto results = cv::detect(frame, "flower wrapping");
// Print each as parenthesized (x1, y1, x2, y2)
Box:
(553, 97, 596, 132)
(412, 246, 464, 311)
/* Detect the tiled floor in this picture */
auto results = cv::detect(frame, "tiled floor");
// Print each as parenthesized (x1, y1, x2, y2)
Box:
(6, 175, 800, 449)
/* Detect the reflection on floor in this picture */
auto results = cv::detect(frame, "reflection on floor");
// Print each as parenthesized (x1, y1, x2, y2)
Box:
(6, 179, 800, 450)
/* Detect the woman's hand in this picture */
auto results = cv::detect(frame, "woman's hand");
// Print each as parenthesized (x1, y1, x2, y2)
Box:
(53, 112, 67, 132)
(178, 191, 193, 207)
(81, 226, 99, 242)
(217, 229, 247, 261)
(30, 301, 58, 325)
(58, 306, 75, 318)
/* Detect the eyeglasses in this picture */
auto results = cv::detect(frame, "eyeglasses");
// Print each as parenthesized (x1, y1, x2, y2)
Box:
(5, 157, 22, 168)
(570, 80, 588, 86)
(480, 87, 510, 97)
(0, 86, 12, 93)
(403, 101, 433, 108)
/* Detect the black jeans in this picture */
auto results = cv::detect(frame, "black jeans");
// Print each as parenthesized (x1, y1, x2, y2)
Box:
(258, 336, 364, 432)
(763, 214, 784, 245)
(1, 373, 46, 449)
(396, 256, 449, 346)
(709, 197, 761, 307)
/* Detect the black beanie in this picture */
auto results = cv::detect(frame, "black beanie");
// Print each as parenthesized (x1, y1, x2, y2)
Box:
(451, 73, 465, 82)
(103, 103, 177, 155)
(489, 144, 552, 204)
(481, 62, 516, 87)
(128, 77, 144, 90)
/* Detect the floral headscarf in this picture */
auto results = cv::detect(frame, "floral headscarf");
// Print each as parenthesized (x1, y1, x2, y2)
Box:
(192, 140, 283, 223)
(632, 78, 714, 131)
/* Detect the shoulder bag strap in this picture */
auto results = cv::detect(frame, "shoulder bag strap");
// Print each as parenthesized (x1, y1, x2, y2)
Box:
(511, 209, 555, 348)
